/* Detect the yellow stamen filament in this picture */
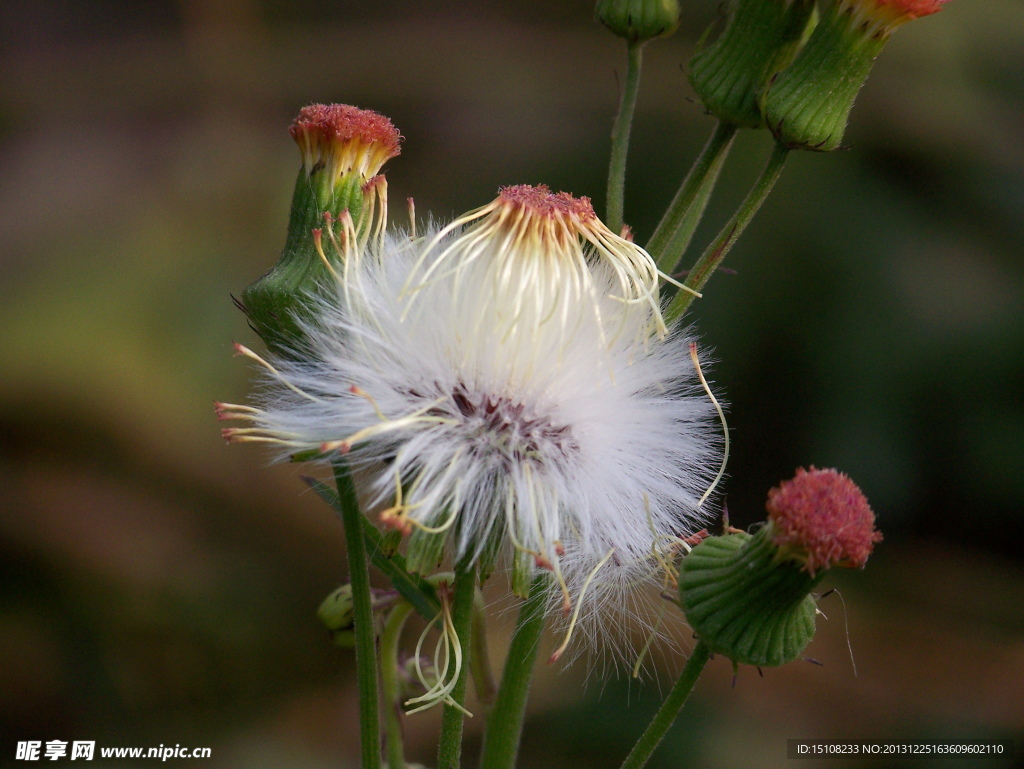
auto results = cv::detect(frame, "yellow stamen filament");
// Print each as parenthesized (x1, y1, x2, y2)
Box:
(657, 270, 703, 299)
(407, 197, 417, 239)
(312, 228, 341, 282)
(549, 548, 616, 664)
(404, 591, 472, 716)
(234, 343, 325, 404)
(631, 602, 668, 679)
(690, 343, 729, 508)
(350, 385, 387, 421)
(387, 452, 465, 535)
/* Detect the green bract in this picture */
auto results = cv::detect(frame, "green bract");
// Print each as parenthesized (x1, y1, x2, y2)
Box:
(679, 526, 821, 667)
(689, 0, 815, 128)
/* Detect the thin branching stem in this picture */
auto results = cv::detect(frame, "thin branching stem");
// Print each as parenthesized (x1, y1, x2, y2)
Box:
(648, 120, 737, 274)
(665, 142, 789, 322)
(436, 558, 478, 769)
(333, 462, 382, 769)
(607, 40, 645, 234)
(619, 641, 711, 769)
(479, 575, 549, 769)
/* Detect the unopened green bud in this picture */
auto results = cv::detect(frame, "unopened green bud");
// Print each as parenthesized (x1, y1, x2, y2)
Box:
(317, 584, 355, 633)
(761, 0, 949, 150)
(679, 467, 880, 667)
(596, 0, 680, 42)
(689, 0, 815, 128)
(240, 104, 401, 352)
(317, 584, 401, 646)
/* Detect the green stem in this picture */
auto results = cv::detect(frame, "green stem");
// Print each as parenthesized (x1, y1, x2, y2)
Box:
(333, 463, 382, 769)
(436, 559, 478, 769)
(381, 603, 414, 769)
(471, 589, 498, 706)
(665, 142, 789, 322)
(648, 121, 737, 274)
(606, 40, 645, 234)
(619, 641, 712, 769)
(479, 576, 549, 769)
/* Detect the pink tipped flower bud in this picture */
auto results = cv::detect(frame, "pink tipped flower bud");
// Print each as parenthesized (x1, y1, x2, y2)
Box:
(761, 0, 951, 150)
(767, 466, 882, 575)
(678, 466, 882, 667)
(289, 103, 401, 184)
(240, 104, 402, 353)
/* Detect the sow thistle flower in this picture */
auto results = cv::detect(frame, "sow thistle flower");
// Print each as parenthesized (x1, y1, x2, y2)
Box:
(221, 106, 723, 667)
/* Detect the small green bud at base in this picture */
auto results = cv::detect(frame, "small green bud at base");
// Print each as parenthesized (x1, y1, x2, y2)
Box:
(318, 584, 356, 633)
(596, 0, 680, 42)
(689, 0, 815, 128)
(679, 526, 821, 667)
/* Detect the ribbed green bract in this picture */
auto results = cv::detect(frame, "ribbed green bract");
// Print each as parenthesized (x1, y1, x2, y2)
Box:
(689, 0, 815, 128)
(240, 168, 364, 355)
(596, 0, 680, 42)
(679, 527, 821, 667)
(760, 2, 887, 150)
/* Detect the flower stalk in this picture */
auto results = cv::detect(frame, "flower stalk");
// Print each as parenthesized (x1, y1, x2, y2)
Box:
(619, 641, 711, 769)
(479, 575, 549, 769)
(436, 559, 478, 769)
(665, 141, 789, 322)
(647, 120, 738, 274)
(381, 602, 414, 769)
(606, 40, 645, 234)
(333, 461, 382, 769)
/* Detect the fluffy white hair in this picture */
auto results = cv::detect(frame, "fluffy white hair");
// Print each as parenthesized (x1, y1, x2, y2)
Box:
(226, 207, 722, 660)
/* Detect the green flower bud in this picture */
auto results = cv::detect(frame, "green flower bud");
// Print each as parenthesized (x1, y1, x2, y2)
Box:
(679, 467, 881, 667)
(761, 0, 949, 150)
(689, 0, 815, 128)
(317, 584, 401, 646)
(240, 104, 401, 352)
(317, 584, 355, 633)
(596, 0, 680, 42)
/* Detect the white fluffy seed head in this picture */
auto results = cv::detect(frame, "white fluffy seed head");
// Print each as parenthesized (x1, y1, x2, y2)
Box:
(230, 186, 723, 661)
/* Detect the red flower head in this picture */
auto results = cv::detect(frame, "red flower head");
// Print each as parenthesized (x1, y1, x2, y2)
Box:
(767, 467, 882, 575)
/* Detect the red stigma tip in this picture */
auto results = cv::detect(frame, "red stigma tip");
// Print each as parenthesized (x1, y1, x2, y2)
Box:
(498, 184, 595, 222)
(876, 0, 948, 19)
(290, 103, 402, 157)
(534, 555, 554, 571)
(766, 467, 882, 575)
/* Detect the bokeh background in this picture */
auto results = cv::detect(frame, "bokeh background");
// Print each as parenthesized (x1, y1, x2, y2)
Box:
(2, 1, 1022, 767)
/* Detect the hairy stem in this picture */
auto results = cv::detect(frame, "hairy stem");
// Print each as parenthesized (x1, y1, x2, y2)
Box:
(381, 603, 414, 769)
(648, 121, 737, 274)
(606, 40, 645, 234)
(471, 589, 498, 706)
(436, 559, 477, 769)
(619, 641, 712, 769)
(333, 462, 381, 769)
(665, 142, 789, 322)
(478, 575, 549, 769)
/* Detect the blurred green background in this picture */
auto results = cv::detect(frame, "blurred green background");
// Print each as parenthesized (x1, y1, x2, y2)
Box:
(1, 1, 1022, 767)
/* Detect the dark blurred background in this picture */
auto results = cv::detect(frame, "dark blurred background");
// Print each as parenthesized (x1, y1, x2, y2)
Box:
(1, 1, 1022, 767)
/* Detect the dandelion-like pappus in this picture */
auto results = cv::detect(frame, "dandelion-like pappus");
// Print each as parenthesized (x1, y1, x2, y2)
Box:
(220, 105, 724, 668)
